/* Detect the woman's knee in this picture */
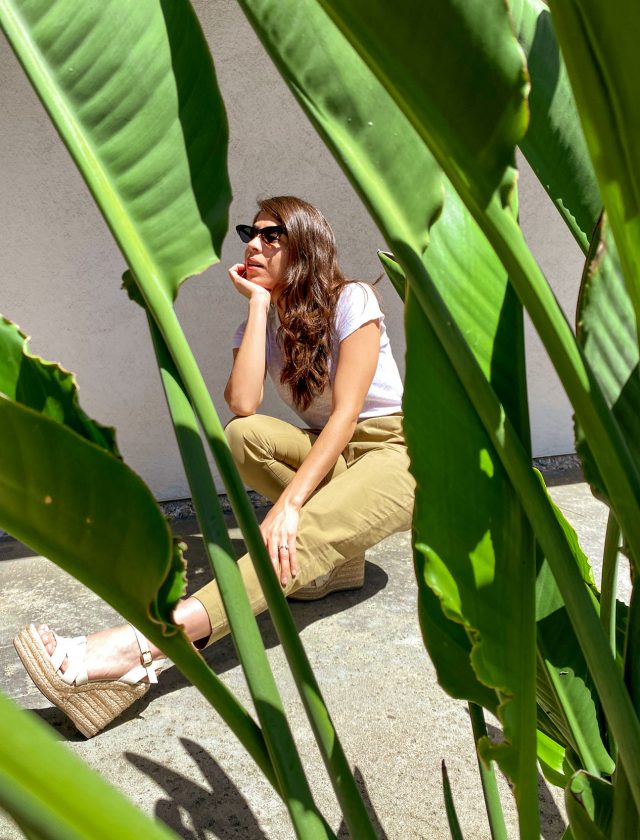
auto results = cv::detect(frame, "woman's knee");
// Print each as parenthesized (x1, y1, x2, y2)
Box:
(225, 414, 276, 469)
(225, 415, 252, 458)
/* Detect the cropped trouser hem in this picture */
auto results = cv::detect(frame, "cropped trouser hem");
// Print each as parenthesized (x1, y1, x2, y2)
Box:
(192, 413, 415, 647)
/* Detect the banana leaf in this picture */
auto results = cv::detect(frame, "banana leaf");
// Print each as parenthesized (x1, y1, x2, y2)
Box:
(548, 0, 640, 333)
(575, 213, 640, 508)
(0, 0, 230, 304)
(508, 0, 600, 250)
(316, 0, 640, 575)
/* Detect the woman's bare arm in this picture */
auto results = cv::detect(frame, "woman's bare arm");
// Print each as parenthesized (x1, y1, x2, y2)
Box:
(224, 265, 270, 416)
(260, 319, 380, 583)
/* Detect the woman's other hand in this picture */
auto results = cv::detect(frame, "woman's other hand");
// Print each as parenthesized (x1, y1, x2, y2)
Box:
(228, 263, 271, 308)
(259, 502, 299, 587)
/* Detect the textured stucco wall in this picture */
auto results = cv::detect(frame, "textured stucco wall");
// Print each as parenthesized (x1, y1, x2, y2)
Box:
(1, 2, 583, 500)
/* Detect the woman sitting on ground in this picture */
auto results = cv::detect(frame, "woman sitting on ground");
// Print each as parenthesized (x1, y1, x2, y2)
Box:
(14, 195, 415, 737)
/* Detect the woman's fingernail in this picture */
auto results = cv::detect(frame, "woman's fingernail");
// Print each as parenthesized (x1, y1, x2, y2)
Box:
(282, 577, 288, 585)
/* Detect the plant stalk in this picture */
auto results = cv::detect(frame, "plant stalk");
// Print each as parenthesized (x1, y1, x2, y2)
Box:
(468, 703, 508, 840)
(441, 759, 466, 840)
(148, 315, 336, 838)
(601, 512, 621, 657)
(143, 288, 376, 840)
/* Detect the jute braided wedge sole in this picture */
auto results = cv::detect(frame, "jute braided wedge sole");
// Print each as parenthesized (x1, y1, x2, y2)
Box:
(14, 624, 152, 738)
(289, 553, 365, 601)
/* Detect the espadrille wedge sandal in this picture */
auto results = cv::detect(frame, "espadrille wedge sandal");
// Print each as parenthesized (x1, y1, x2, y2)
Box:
(13, 623, 165, 738)
(289, 553, 365, 601)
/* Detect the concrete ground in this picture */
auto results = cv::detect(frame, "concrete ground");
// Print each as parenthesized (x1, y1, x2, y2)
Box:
(0, 470, 625, 839)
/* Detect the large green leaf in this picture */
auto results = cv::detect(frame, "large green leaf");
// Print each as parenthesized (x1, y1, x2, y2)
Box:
(0, 0, 230, 302)
(316, 0, 529, 208)
(379, 245, 608, 792)
(575, 213, 640, 506)
(0, 317, 118, 455)
(412, 578, 498, 714)
(0, 327, 183, 631)
(239, 2, 539, 831)
(315, 0, 640, 575)
(509, 0, 600, 250)
(0, 315, 277, 788)
(548, 0, 640, 331)
(0, 691, 179, 840)
(404, 250, 537, 832)
(238, 0, 442, 257)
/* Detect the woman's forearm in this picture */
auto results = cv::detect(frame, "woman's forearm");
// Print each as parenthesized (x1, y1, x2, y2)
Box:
(279, 409, 358, 510)
(224, 297, 269, 415)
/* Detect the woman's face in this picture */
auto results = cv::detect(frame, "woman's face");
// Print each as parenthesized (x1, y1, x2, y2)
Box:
(244, 212, 289, 297)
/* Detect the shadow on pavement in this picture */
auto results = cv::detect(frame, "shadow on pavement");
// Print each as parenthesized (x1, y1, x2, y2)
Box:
(126, 738, 268, 840)
(125, 736, 387, 840)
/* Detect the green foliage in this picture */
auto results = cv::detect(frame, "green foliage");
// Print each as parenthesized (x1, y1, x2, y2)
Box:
(565, 771, 614, 840)
(509, 0, 600, 250)
(549, 0, 640, 329)
(0, 0, 230, 303)
(0, 692, 179, 840)
(3, 0, 640, 837)
(0, 316, 185, 632)
(0, 0, 367, 836)
(576, 214, 640, 504)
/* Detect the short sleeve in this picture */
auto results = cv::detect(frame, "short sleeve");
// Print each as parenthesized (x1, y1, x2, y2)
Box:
(232, 319, 247, 349)
(334, 283, 382, 342)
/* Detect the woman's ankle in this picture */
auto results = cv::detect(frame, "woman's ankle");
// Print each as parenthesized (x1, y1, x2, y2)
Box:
(173, 596, 213, 646)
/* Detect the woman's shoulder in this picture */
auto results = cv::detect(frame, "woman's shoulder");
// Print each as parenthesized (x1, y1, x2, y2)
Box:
(337, 281, 379, 310)
(334, 281, 383, 340)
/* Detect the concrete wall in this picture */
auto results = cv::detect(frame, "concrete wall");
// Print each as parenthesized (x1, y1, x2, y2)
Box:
(1, 2, 583, 501)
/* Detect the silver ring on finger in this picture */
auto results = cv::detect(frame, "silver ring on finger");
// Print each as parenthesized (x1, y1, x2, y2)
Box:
(278, 545, 289, 552)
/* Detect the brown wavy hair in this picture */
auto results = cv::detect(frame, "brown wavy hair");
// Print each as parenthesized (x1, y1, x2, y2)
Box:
(256, 196, 349, 411)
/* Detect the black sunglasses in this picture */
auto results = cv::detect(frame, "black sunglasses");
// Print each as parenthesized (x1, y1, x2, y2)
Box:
(236, 224, 286, 245)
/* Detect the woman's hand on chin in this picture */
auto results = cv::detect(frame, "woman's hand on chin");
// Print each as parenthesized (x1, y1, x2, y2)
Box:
(228, 263, 271, 307)
(260, 502, 299, 587)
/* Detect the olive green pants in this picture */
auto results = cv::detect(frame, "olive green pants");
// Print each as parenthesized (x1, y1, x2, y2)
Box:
(192, 413, 415, 645)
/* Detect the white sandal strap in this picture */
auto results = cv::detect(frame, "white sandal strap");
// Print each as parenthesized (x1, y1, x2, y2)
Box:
(128, 625, 159, 685)
(53, 634, 89, 687)
(49, 635, 69, 672)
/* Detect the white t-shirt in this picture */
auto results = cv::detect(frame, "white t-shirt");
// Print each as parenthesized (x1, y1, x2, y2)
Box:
(232, 282, 403, 428)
